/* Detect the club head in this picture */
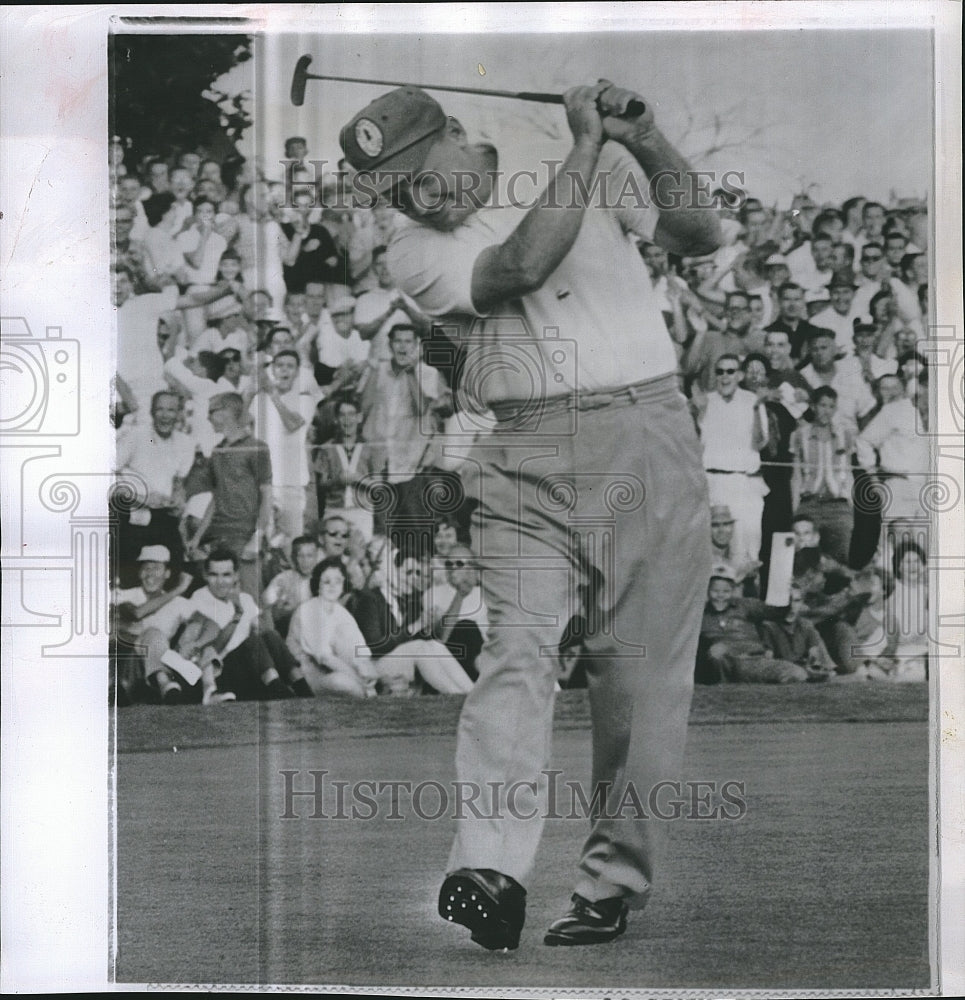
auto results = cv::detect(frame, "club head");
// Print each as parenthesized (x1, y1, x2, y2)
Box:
(291, 54, 313, 106)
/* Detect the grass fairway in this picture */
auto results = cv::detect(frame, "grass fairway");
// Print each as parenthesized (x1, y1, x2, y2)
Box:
(116, 685, 931, 991)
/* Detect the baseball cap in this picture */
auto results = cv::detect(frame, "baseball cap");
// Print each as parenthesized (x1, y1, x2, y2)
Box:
(710, 505, 735, 525)
(804, 287, 831, 305)
(709, 563, 737, 584)
(340, 87, 448, 194)
(827, 271, 857, 290)
(137, 545, 171, 563)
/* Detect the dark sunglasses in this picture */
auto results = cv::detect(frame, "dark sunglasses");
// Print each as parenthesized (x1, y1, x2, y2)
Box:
(444, 559, 469, 570)
(715, 366, 739, 375)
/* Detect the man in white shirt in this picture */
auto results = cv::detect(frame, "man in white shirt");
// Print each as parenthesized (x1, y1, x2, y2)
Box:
(809, 273, 862, 354)
(185, 548, 311, 700)
(785, 233, 835, 294)
(698, 354, 769, 569)
(856, 373, 930, 523)
(799, 329, 877, 439)
(115, 389, 195, 584)
(430, 544, 488, 681)
(248, 349, 317, 542)
(341, 80, 720, 948)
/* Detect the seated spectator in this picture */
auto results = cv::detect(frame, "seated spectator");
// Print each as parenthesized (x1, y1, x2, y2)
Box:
(262, 534, 320, 636)
(110, 545, 197, 705)
(429, 544, 488, 682)
(286, 557, 377, 697)
(185, 548, 310, 700)
(820, 567, 889, 675)
(696, 567, 807, 684)
(349, 550, 472, 696)
(868, 540, 928, 682)
(758, 584, 836, 677)
(790, 386, 854, 566)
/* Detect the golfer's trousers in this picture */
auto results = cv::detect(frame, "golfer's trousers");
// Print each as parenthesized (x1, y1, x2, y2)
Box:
(448, 372, 711, 906)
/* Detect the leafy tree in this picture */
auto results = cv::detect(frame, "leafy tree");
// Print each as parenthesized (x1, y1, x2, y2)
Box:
(111, 34, 252, 170)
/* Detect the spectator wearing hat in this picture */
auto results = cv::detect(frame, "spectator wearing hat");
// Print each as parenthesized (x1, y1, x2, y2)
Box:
(804, 285, 831, 319)
(248, 348, 318, 543)
(810, 272, 862, 353)
(709, 504, 760, 588)
(765, 281, 824, 360)
(697, 567, 808, 684)
(790, 385, 854, 566)
(195, 295, 250, 357)
(110, 544, 199, 704)
(799, 328, 876, 439)
(186, 392, 273, 596)
(696, 353, 769, 569)
(360, 322, 445, 480)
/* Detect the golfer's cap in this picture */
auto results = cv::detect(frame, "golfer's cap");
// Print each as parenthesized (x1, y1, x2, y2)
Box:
(340, 87, 447, 194)
(710, 505, 735, 525)
(328, 293, 357, 315)
(206, 295, 243, 321)
(137, 545, 170, 563)
(764, 253, 789, 268)
(709, 563, 737, 584)
(805, 287, 831, 305)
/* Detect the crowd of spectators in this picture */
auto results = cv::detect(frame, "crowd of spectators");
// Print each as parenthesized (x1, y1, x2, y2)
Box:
(110, 130, 932, 705)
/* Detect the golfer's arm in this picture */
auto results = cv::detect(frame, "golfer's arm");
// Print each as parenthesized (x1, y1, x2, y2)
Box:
(470, 136, 602, 313)
(619, 126, 721, 257)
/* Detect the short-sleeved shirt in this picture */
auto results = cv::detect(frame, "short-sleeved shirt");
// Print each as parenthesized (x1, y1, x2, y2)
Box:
(185, 586, 259, 655)
(248, 388, 317, 487)
(116, 422, 195, 500)
(386, 141, 671, 403)
(113, 586, 192, 640)
(200, 433, 272, 539)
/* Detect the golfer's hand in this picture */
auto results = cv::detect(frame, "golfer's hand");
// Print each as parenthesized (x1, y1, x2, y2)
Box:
(563, 82, 609, 148)
(596, 79, 655, 142)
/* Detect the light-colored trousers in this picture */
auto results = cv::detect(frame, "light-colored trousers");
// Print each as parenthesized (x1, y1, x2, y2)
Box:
(448, 374, 710, 907)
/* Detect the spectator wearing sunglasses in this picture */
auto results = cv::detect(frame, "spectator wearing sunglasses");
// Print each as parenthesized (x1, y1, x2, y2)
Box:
(696, 353, 769, 569)
(430, 545, 488, 682)
(681, 290, 766, 394)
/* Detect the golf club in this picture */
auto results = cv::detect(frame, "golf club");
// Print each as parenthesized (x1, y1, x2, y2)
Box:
(291, 54, 645, 117)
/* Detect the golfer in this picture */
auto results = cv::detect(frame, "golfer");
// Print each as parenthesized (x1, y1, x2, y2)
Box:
(340, 79, 721, 950)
